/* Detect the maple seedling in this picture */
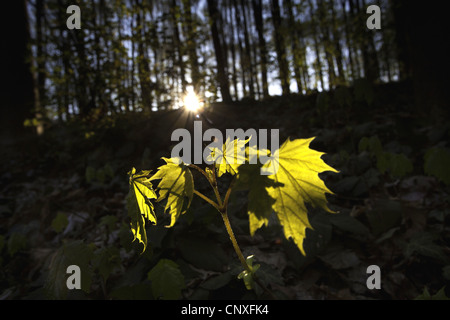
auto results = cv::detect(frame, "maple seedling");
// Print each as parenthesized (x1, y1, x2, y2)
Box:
(126, 136, 338, 295)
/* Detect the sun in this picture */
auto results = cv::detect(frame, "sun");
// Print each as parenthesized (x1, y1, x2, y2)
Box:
(183, 87, 201, 113)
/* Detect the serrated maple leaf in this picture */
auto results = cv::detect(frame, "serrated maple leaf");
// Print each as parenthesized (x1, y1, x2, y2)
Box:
(207, 137, 248, 177)
(127, 168, 157, 253)
(234, 162, 276, 236)
(150, 157, 194, 227)
(259, 137, 338, 255)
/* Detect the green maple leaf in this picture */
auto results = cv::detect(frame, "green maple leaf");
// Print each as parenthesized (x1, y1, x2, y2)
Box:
(207, 137, 248, 177)
(258, 137, 338, 255)
(127, 168, 157, 253)
(150, 157, 194, 227)
(235, 162, 276, 236)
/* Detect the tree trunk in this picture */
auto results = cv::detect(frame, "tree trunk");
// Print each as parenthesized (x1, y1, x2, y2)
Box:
(270, 0, 290, 95)
(170, 0, 187, 93)
(207, 0, 232, 103)
(72, 23, 90, 116)
(341, 0, 356, 81)
(252, 0, 269, 98)
(182, 0, 201, 92)
(56, 0, 72, 119)
(329, 0, 345, 84)
(317, 0, 336, 89)
(233, 0, 247, 98)
(391, 0, 412, 80)
(353, 0, 378, 82)
(0, 0, 35, 138)
(285, 0, 303, 93)
(347, 0, 362, 78)
(359, 0, 379, 82)
(135, 0, 153, 112)
(308, 0, 325, 90)
(35, 0, 47, 130)
(392, 0, 449, 114)
(240, 0, 255, 99)
(227, 1, 239, 99)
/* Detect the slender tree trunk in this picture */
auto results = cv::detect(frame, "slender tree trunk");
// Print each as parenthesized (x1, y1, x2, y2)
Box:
(391, 0, 411, 80)
(360, 0, 380, 82)
(353, 0, 378, 82)
(135, 0, 153, 112)
(240, 0, 255, 99)
(341, 0, 355, 81)
(73, 25, 90, 116)
(329, 0, 345, 84)
(270, 0, 290, 95)
(130, 13, 136, 111)
(233, 0, 247, 98)
(91, 0, 103, 114)
(207, 0, 232, 103)
(251, 32, 261, 100)
(116, 5, 129, 112)
(35, 0, 47, 127)
(348, 0, 362, 79)
(285, 0, 303, 93)
(227, 1, 239, 99)
(317, 0, 336, 89)
(252, 0, 269, 98)
(308, 0, 324, 90)
(392, 0, 449, 113)
(56, 0, 72, 119)
(170, 0, 186, 93)
(0, 0, 35, 138)
(182, 0, 201, 92)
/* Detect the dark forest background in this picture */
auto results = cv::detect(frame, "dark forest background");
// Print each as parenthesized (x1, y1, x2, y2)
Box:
(0, 0, 449, 300)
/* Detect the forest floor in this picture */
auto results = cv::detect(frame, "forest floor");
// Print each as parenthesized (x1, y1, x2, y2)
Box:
(1, 79, 449, 300)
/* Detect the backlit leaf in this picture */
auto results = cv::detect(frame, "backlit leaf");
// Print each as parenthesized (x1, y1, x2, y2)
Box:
(150, 158, 194, 227)
(127, 168, 157, 253)
(261, 137, 338, 255)
(207, 137, 248, 177)
(235, 163, 276, 236)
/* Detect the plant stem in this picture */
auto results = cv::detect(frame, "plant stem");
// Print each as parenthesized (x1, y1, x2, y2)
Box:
(221, 208, 277, 299)
(220, 209, 250, 272)
(188, 163, 223, 207)
(191, 173, 276, 299)
(223, 175, 236, 209)
(193, 189, 220, 211)
(210, 166, 223, 208)
(187, 164, 212, 184)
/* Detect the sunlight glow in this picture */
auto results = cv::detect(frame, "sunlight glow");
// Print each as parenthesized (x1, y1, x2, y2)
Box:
(183, 86, 202, 113)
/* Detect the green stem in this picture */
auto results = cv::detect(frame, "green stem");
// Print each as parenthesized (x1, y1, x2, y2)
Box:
(210, 166, 223, 208)
(223, 175, 236, 209)
(221, 209, 276, 299)
(192, 173, 276, 299)
(188, 163, 223, 207)
(193, 190, 220, 211)
(220, 209, 250, 272)
(187, 164, 212, 184)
